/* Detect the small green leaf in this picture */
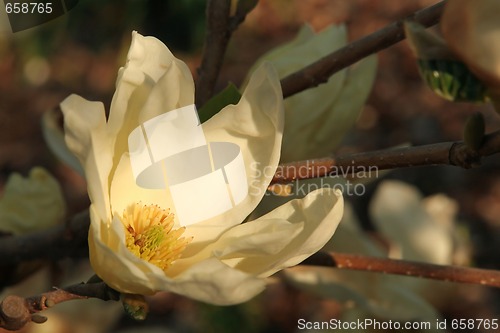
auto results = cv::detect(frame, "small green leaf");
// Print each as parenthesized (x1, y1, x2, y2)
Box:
(198, 83, 241, 123)
(418, 59, 489, 103)
(121, 294, 149, 321)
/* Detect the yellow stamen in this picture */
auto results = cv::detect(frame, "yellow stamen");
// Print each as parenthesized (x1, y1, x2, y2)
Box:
(121, 203, 192, 271)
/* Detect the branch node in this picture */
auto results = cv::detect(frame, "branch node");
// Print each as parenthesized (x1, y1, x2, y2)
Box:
(0, 295, 31, 331)
(45, 298, 55, 308)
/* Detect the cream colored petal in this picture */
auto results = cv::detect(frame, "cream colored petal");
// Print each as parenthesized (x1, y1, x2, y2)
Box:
(91, 206, 264, 303)
(0, 167, 65, 234)
(42, 109, 84, 175)
(170, 218, 304, 275)
(247, 25, 349, 161)
(314, 56, 377, 150)
(281, 26, 348, 133)
(250, 24, 351, 162)
(106, 32, 195, 196)
(183, 62, 283, 241)
(231, 188, 343, 277)
(161, 258, 266, 305)
(89, 207, 266, 304)
(283, 55, 376, 161)
(109, 154, 176, 226)
(107, 31, 194, 134)
(214, 219, 304, 259)
(60, 94, 112, 221)
(137, 57, 195, 125)
(370, 181, 453, 264)
(88, 209, 165, 295)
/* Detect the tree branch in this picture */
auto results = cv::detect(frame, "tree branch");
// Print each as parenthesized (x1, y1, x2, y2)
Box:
(0, 210, 89, 266)
(271, 130, 500, 184)
(195, 0, 258, 108)
(301, 251, 500, 288)
(0, 282, 117, 331)
(280, 0, 446, 98)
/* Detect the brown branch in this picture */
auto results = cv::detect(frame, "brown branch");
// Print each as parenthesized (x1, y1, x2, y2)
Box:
(195, 0, 257, 108)
(280, 1, 446, 98)
(301, 251, 500, 288)
(0, 210, 89, 266)
(0, 282, 117, 331)
(272, 129, 500, 184)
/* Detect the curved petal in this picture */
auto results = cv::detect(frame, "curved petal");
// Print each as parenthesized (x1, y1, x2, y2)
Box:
(370, 181, 454, 264)
(88, 206, 167, 295)
(244, 24, 353, 162)
(185, 62, 283, 241)
(282, 53, 377, 161)
(247, 25, 348, 136)
(178, 188, 342, 276)
(60, 94, 112, 221)
(240, 188, 343, 277)
(161, 258, 266, 305)
(42, 109, 84, 175)
(280, 25, 348, 135)
(108, 31, 194, 134)
(298, 55, 377, 159)
(88, 210, 148, 294)
(107, 32, 195, 196)
(0, 167, 65, 234)
(170, 218, 304, 275)
(90, 214, 266, 304)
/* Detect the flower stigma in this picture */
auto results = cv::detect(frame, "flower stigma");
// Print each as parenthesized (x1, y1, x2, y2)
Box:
(122, 203, 192, 271)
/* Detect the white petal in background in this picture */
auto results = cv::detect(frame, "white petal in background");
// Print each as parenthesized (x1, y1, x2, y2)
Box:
(284, 181, 468, 327)
(0, 167, 65, 234)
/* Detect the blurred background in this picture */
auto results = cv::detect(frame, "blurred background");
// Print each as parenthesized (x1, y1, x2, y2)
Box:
(0, 0, 499, 332)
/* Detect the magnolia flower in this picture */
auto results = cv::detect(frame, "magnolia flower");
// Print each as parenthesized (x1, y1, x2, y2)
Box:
(60, 32, 343, 305)
(247, 24, 377, 162)
(441, 0, 500, 93)
(0, 167, 65, 235)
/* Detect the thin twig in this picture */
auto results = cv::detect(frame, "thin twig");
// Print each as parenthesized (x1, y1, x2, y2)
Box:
(301, 251, 500, 288)
(0, 282, 117, 331)
(195, 0, 231, 109)
(281, 1, 446, 98)
(195, 0, 258, 108)
(271, 130, 500, 184)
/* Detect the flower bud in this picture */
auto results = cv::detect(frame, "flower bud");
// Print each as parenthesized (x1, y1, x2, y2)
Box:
(0, 167, 65, 235)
